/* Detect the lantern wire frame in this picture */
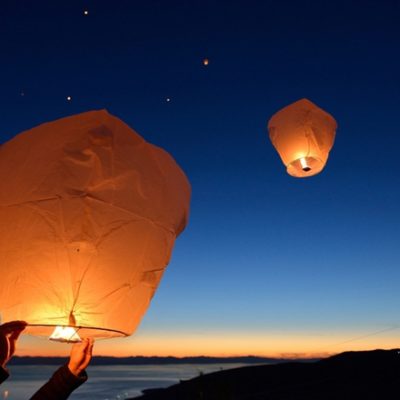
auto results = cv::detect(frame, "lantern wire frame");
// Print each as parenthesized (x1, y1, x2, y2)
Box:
(49, 326, 82, 343)
(25, 323, 129, 342)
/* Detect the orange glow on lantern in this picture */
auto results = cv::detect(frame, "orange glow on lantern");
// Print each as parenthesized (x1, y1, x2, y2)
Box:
(0, 110, 190, 341)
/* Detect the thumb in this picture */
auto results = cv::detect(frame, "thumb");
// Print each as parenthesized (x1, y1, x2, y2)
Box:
(0, 335, 9, 367)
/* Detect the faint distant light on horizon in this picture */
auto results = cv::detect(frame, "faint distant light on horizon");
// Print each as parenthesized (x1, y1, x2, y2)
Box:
(166, 97, 171, 102)
(67, 96, 72, 101)
(203, 58, 209, 66)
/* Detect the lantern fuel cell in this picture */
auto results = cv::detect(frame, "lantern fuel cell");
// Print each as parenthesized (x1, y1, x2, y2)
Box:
(0, 110, 191, 340)
(268, 98, 337, 177)
(49, 326, 81, 343)
(299, 157, 311, 172)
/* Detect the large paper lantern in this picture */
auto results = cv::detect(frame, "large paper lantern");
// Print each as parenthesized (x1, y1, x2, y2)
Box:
(268, 98, 337, 177)
(0, 110, 190, 341)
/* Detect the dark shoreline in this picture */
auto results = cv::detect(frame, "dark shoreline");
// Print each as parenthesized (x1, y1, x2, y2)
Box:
(132, 349, 400, 400)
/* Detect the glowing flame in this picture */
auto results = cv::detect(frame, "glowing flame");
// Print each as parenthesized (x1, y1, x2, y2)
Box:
(299, 157, 311, 172)
(49, 326, 81, 343)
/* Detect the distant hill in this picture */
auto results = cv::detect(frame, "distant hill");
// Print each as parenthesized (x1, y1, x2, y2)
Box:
(132, 349, 400, 400)
(9, 355, 317, 366)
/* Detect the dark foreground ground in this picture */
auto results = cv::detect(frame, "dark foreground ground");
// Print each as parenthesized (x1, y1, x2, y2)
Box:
(132, 349, 400, 399)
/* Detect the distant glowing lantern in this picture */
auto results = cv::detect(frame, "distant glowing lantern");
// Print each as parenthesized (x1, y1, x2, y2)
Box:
(203, 58, 209, 66)
(267, 98, 337, 178)
(0, 110, 190, 342)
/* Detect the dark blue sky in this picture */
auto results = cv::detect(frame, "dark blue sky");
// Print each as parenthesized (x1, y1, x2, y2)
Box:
(1, 1, 400, 356)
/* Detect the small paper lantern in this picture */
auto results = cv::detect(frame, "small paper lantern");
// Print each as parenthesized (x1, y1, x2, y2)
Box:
(268, 98, 337, 177)
(0, 110, 190, 341)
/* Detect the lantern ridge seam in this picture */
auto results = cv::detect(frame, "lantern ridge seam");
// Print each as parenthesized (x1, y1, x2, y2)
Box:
(1, 195, 176, 235)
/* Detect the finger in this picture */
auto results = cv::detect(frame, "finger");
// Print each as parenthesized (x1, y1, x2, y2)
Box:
(81, 338, 92, 356)
(87, 338, 94, 354)
(81, 338, 90, 351)
(0, 321, 27, 334)
(0, 321, 27, 335)
(1, 321, 27, 330)
(9, 337, 15, 358)
(9, 328, 24, 342)
(71, 338, 88, 358)
(0, 335, 9, 366)
(9, 331, 23, 358)
(82, 340, 94, 369)
(88, 339, 94, 356)
(8, 325, 27, 357)
(5, 336, 11, 363)
(0, 333, 8, 349)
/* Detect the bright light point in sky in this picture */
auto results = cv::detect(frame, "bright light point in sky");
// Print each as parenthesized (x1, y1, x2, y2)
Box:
(203, 58, 209, 66)
(83, 10, 88, 16)
(66, 96, 72, 101)
(166, 97, 171, 102)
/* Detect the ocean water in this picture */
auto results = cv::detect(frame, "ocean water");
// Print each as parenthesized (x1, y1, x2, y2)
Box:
(1, 364, 247, 400)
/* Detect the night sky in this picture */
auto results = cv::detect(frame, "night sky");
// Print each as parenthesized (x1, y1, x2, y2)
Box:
(1, 0, 400, 357)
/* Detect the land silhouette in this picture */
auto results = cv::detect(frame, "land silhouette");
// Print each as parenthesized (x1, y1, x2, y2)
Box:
(132, 349, 400, 399)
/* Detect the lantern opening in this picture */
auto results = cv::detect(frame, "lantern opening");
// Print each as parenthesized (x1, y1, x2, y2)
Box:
(49, 326, 81, 343)
(287, 156, 324, 178)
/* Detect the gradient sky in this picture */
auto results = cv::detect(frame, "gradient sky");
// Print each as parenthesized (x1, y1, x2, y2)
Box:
(1, 0, 400, 357)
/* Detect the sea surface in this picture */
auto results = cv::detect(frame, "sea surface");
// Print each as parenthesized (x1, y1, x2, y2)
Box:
(1, 363, 248, 400)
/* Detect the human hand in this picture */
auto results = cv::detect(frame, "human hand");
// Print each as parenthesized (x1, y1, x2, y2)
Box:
(0, 321, 27, 368)
(68, 338, 94, 376)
